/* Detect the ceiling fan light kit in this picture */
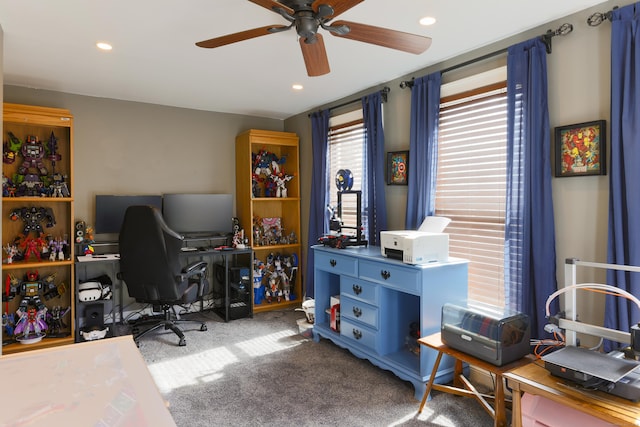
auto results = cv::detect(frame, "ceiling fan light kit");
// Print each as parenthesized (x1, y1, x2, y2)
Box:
(195, 0, 432, 77)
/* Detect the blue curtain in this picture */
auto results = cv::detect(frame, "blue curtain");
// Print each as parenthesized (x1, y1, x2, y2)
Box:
(305, 109, 330, 298)
(505, 38, 558, 339)
(605, 3, 640, 345)
(362, 91, 388, 246)
(405, 73, 442, 229)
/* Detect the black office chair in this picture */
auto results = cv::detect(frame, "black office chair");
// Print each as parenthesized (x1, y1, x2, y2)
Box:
(118, 205, 209, 346)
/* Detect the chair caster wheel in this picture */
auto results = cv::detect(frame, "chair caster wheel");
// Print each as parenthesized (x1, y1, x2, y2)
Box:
(179, 338, 186, 346)
(200, 324, 207, 332)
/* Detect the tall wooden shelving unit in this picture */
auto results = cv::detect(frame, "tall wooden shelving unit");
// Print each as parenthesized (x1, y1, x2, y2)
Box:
(235, 129, 302, 313)
(2, 103, 75, 354)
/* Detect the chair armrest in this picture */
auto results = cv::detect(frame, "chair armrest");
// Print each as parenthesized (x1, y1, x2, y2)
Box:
(179, 261, 208, 280)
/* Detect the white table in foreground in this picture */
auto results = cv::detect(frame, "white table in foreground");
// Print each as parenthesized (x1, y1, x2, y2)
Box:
(0, 335, 176, 426)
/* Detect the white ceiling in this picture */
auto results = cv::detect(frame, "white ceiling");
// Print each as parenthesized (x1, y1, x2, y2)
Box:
(0, 0, 605, 120)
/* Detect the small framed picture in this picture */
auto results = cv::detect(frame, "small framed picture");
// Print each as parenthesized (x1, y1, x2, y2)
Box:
(555, 120, 606, 177)
(387, 150, 409, 185)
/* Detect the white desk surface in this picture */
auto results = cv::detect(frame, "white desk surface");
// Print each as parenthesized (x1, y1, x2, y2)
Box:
(0, 335, 176, 426)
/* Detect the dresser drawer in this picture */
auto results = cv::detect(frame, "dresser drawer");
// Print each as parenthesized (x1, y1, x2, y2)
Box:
(315, 251, 358, 276)
(340, 276, 378, 304)
(359, 259, 419, 293)
(340, 295, 378, 329)
(340, 318, 378, 351)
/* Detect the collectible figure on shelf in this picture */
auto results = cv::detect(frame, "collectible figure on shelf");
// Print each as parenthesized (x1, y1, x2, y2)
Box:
(18, 233, 49, 261)
(49, 173, 70, 197)
(18, 135, 48, 177)
(271, 172, 294, 198)
(9, 206, 56, 235)
(265, 272, 282, 303)
(2, 174, 16, 197)
(3, 131, 22, 164)
(48, 236, 68, 261)
(252, 148, 290, 198)
(253, 258, 266, 305)
(3, 271, 62, 343)
(3, 243, 18, 264)
(45, 306, 70, 337)
(2, 312, 15, 338)
(45, 131, 61, 167)
(14, 307, 48, 342)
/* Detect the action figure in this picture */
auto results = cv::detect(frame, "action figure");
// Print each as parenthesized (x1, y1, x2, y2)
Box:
(271, 172, 294, 198)
(18, 233, 49, 261)
(45, 306, 70, 337)
(3, 243, 18, 264)
(253, 259, 266, 305)
(3, 271, 63, 341)
(9, 206, 56, 235)
(14, 307, 47, 339)
(48, 236, 68, 261)
(18, 135, 48, 177)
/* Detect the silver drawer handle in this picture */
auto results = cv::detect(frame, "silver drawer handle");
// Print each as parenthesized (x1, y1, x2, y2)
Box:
(352, 329, 362, 340)
(353, 307, 362, 317)
(352, 284, 362, 295)
(330, 259, 337, 267)
(381, 270, 391, 280)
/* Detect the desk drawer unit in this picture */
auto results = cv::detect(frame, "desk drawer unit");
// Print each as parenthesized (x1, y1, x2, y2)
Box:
(340, 276, 378, 305)
(315, 251, 358, 276)
(359, 259, 420, 294)
(340, 295, 379, 329)
(341, 318, 378, 351)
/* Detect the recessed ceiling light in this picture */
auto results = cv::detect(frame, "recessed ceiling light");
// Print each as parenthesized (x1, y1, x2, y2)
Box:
(419, 16, 436, 26)
(96, 42, 113, 51)
(292, 84, 303, 91)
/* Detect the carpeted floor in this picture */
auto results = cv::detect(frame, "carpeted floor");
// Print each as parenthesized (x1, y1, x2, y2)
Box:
(135, 308, 494, 426)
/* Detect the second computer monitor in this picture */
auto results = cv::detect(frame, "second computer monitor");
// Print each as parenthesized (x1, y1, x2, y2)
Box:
(162, 193, 233, 236)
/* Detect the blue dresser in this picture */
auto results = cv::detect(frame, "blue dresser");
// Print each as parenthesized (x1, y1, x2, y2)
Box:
(312, 245, 468, 400)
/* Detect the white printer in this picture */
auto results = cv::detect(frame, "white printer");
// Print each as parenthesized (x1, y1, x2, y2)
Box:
(379, 216, 451, 265)
(380, 230, 449, 264)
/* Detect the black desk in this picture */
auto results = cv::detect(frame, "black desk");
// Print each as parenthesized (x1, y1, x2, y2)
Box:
(75, 247, 253, 342)
(179, 247, 253, 322)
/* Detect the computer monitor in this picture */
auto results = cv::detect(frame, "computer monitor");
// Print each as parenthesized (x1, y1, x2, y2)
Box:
(94, 194, 163, 234)
(162, 193, 233, 235)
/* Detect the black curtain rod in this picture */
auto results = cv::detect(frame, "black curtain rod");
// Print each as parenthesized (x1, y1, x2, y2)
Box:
(308, 86, 390, 117)
(587, 6, 618, 26)
(399, 23, 573, 89)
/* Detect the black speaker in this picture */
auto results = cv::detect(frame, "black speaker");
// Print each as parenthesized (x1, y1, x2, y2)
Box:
(75, 221, 86, 243)
(83, 303, 104, 329)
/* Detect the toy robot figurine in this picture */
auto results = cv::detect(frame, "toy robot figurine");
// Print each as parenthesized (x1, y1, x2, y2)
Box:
(3, 271, 62, 341)
(18, 135, 48, 177)
(9, 206, 56, 235)
(46, 306, 70, 337)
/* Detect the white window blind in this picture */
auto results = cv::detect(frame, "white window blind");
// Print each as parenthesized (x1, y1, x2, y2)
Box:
(435, 82, 507, 306)
(328, 117, 367, 236)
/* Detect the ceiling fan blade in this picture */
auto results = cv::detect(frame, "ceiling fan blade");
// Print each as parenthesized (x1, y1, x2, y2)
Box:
(299, 33, 330, 77)
(249, 0, 294, 15)
(196, 25, 287, 48)
(313, 0, 363, 18)
(331, 20, 432, 54)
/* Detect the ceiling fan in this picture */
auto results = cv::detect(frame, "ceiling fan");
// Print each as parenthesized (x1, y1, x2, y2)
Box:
(195, 0, 432, 77)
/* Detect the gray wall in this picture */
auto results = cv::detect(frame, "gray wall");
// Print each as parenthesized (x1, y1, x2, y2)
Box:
(285, 1, 621, 337)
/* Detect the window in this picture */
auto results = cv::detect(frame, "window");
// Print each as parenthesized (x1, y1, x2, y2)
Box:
(435, 81, 507, 307)
(327, 110, 367, 237)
